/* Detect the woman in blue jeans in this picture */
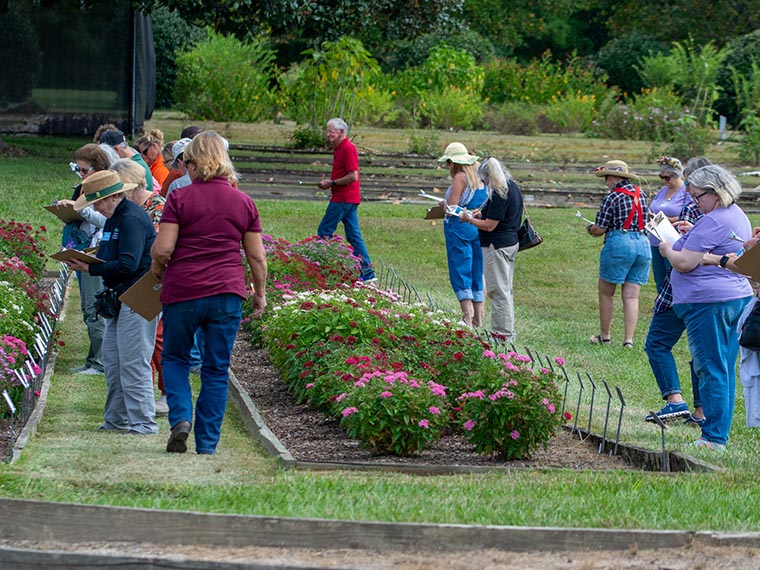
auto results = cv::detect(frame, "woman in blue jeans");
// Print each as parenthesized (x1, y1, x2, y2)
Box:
(151, 131, 267, 454)
(659, 165, 753, 450)
(436, 142, 488, 327)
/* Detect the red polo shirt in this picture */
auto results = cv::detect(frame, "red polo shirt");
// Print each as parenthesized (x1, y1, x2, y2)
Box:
(330, 137, 361, 204)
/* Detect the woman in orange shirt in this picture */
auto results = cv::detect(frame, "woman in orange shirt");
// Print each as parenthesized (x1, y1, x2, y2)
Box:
(135, 129, 170, 186)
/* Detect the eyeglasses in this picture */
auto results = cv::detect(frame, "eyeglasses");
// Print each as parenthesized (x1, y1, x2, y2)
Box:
(660, 176, 672, 181)
(326, 128, 339, 134)
(69, 162, 93, 174)
(692, 191, 709, 202)
(139, 145, 152, 156)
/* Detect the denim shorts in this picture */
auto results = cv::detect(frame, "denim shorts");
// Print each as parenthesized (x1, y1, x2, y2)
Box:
(599, 230, 651, 285)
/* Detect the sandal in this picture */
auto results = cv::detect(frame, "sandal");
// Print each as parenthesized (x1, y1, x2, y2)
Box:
(589, 335, 612, 345)
(622, 341, 634, 348)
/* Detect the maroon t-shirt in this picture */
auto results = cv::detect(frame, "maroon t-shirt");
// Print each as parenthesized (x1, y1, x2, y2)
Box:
(330, 137, 361, 204)
(159, 177, 262, 304)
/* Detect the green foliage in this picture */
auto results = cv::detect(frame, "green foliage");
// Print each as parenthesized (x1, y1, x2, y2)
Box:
(407, 130, 440, 155)
(290, 126, 327, 150)
(717, 30, 760, 123)
(540, 93, 598, 134)
(379, 28, 496, 72)
(0, 11, 42, 108)
(482, 52, 607, 106)
(418, 88, 484, 130)
(280, 37, 388, 130)
(667, 39, 728, 124)
(174, 32, 278, 122)
(457, 352, 565, 459)
(738, 114, 760, 165)
(151, 6, 207, 109)
(595, 32, 667, 95)
(481, 103, 539, 136)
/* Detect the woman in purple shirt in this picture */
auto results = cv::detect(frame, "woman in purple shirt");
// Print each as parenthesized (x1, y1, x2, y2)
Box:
(659, 165, 753, 450)
(648, 156, 690, 293)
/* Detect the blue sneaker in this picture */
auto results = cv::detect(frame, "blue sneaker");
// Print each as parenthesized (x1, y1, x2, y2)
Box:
(683, 414, 706, 428)
(692, 437, 726, 451)
(645, 401, 690, 423)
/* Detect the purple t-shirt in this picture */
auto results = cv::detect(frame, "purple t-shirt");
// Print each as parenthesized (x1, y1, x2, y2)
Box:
(670, 203, 752, 304)
(648, 185, 691, 246)
(159, 177, 262, 305)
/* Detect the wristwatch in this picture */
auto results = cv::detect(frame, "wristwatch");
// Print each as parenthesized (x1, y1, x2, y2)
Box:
(719, 255, 730, 268)
(330, 180, 337, 187)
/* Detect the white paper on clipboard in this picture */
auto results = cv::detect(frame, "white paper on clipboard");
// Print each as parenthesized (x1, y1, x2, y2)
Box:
(645, 212, 681, 245)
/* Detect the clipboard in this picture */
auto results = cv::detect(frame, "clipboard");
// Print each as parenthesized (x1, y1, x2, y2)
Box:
(44, 204, 84, 224)
(50, 249, 104, 264)
(734, 244, 760, 281)
(424, 205, 445, 220)
(119, 271, 162, 321)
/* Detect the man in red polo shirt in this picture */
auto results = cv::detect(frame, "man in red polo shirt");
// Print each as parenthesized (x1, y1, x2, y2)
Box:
(317, 118, 375, 281)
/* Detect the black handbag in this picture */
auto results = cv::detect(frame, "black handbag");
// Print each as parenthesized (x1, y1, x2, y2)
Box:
(94, 286, 124, 319)
(740, 301, 760, 350)
(517, 210, 543, 252)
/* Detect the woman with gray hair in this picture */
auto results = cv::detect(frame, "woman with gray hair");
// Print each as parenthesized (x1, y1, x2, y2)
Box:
(659, 164, 753, 450)
(648, 156, 689, 293)
(461, 157, 523, 340)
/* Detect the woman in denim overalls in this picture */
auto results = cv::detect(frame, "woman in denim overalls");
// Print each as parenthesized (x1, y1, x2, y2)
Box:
(436, 143, 488, 327)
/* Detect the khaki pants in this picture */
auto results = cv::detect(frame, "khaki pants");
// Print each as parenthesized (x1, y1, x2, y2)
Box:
(483, 243, 518, 340)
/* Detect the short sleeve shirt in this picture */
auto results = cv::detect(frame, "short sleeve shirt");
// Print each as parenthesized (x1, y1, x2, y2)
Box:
(330, 138, 361, 204)
(477, 180, 523, 249)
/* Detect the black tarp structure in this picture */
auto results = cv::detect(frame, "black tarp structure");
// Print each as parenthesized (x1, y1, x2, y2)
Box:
(0, 0, 155, 137)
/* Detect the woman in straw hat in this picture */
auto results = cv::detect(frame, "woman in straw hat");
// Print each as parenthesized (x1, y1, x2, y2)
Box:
(151, 131, 267, 455)
(436, 142, 488, 327)
(659, 164, 753, 450)
(586, 160, 651, 348)
(64, 170, 159, 435)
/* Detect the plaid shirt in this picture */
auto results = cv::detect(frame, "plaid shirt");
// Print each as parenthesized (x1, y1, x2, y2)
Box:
(141, 190, 165, 233)
(653, 202, 703, 313)
(595, 181, 649, 234)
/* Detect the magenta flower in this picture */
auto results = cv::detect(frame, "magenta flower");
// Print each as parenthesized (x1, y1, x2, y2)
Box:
(305, 383, 314, 389)
(418, 419, 429, 429)
(380, 391, 393, 398)
(428, 406, 440, 414)
(554, 356, 566, 366)
(510, 430, 520, 440)
(464, 419, 475, 431)
(341, 407, 359, 417)
(335, 392, 347, 402)
(482, 349, 496, 359)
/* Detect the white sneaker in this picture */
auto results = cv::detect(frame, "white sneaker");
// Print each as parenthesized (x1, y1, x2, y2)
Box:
(68, 364, 89, 373)
(155, 395, 169, 415)
(79, 367, 104, 375)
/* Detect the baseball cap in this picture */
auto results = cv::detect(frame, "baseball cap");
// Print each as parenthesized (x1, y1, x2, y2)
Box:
(99, 129, 127, 147)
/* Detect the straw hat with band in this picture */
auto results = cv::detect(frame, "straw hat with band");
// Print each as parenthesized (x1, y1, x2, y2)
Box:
(74, 170, 136, 210)
(593, 160, 639, 179)
(437, 142, 479, 166)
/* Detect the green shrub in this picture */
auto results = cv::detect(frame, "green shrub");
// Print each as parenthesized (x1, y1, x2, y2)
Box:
(716, 30, 760, 124)
(0, 11, 41, 108)
(540, 93, 598, 134)
(290, 126, 327, 150)
(175, 32, 277, 122)
(280, 37, 389, 131)
(418, 87, 484, 130)
(407, 130, 440, 155)
(151, 6, 207, 109)
(481, 103, 539, 136)
(738, 113, 760, 165)
(595, 32, 667, 95)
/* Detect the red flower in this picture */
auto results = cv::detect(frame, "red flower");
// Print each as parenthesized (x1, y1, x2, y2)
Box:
(453, 352, 464, 361)
(564, 412, 572, 421)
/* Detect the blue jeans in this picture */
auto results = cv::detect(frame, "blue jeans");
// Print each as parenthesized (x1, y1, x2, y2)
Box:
(317, 202, 374, 279)
(644, 307, 700, 407)
(674, 297, 751, 446)
(162, 293, 243, 454)
(444, 219, 484, 302)
(599, 231, 651, 285)
(189, 329, 205, 369)
(650, 246, 672, 294)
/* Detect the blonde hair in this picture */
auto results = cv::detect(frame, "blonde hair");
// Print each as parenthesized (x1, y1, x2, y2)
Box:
(450, 162, 482, 191)
(183, 130, 237, 184)
(110, 158, 147, 198)
(134, 128, 165, 151)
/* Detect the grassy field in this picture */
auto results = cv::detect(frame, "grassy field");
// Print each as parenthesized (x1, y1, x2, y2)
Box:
(2, 120, 760, 531)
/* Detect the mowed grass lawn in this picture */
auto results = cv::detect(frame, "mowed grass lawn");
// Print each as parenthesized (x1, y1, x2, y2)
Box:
(2, 122, 760, 532)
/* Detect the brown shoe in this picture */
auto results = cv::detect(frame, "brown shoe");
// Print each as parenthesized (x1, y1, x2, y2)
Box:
(166, 421, 191, 453)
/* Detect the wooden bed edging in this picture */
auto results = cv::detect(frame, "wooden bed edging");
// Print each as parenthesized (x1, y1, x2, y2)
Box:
(0, 496, 732, 553)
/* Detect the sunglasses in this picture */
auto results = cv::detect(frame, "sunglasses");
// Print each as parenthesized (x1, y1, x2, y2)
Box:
(660, 176, 671, 181)
(69, 162, 93, 174)
(139, 145, 152, 156)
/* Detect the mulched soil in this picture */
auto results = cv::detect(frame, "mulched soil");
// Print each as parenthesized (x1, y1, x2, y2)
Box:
(230, 330, 633, 471)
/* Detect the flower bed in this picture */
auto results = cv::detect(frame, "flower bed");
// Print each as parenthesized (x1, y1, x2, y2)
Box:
(248, 236, 566, 459)
(0, 219, 61, 460)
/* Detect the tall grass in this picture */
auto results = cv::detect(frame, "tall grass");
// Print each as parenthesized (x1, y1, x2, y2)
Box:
(2, 126, 760, 531)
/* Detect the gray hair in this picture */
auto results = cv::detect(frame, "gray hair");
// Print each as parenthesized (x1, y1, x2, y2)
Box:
(327, 118, 348, 135)
(682, 156, 712, 179)
(688, 164, 742, 208)
(477, 157, 513, 199)
(99, 143, 120, 166)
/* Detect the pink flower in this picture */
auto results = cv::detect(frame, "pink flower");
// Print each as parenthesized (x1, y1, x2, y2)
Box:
(554, 356, 566, 366)
(540, 367, 550, 374)
(418, 419, 429, 429)
(510, 430, 520, 440)
(335, 392, 347, 402)
(428, 406, 440, 414)
(341, 407, 359, 417)
(548, 403, 555, 413)
(380, 391, 393, 398)
(482, 349, 496, 359)
(305, 383, 314, 389)
(464, 419, 475, 431)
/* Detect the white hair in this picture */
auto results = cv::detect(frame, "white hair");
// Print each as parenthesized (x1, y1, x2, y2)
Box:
(328, 117, 349, 135)
(477, 157, 512, 199)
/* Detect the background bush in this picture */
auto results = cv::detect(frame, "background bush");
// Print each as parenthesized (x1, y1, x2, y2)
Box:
(174, 32, 277, 122)
(0, 11, 42, 109)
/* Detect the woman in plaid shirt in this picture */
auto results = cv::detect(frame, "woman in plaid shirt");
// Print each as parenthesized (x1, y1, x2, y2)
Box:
(585, 160, 651, 348)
